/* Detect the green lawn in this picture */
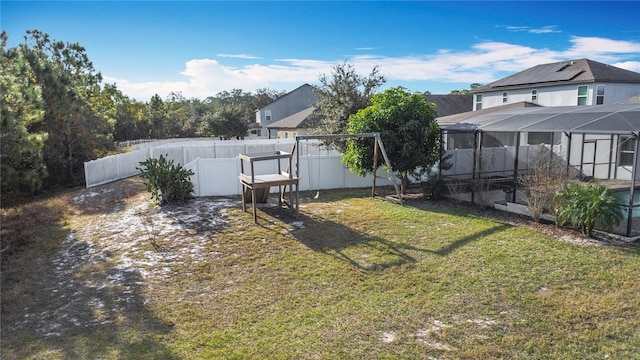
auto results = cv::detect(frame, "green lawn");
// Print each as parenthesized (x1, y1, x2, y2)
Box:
(2, 183, 639, 359)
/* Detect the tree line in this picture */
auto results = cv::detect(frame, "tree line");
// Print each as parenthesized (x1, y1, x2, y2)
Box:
(1, 30, 285, 193)
(2, 30, 475, 196)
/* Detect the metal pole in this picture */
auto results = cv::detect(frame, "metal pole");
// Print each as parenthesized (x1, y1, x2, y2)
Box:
(512, 132, 520, 203)
(471, 130, 480, 204)
(626, 132, 639, 237)
(564, 132, 572, 178)
(579, 134, 586, 176)
(372, 137, 379, 198)
(608, 134, 614, 180)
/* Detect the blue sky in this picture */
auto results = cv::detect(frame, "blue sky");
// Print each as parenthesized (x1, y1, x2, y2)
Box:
(3, 1, 640, 101)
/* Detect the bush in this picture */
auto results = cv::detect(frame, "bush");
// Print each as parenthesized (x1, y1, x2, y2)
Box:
(554, 182, 623, 236)
(137, 155, 194, 204)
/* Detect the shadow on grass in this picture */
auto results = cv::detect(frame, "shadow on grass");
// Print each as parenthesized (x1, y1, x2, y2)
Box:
(72, 176, 147, 216)
(1, 229, 177, 359)
(253, 201, 510, 271)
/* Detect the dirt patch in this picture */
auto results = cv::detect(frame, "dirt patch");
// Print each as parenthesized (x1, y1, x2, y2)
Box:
(2, 178, 239, 341)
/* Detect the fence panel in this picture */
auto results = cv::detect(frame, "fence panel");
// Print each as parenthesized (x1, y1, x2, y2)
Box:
(183, 145, 216, 163)
(215, 144, 247, 159)
(84, 156, 120, 188)
(193, 158, 240, 196)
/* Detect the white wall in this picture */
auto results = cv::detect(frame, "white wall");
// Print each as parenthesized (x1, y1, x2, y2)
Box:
(474, 83, 640, 110)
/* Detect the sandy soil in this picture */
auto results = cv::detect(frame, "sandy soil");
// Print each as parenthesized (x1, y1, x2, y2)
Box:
(2, 177, 631, 342)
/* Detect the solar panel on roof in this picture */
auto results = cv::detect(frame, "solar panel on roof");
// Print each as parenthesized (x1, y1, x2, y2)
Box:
(544, 70, 583, 82)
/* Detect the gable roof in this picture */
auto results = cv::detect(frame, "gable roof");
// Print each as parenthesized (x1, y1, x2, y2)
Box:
(475, 59, 640, 92)
(266, 106, 316, 129)
(424, 94, 473, 117)
(256, 83, 315, 112)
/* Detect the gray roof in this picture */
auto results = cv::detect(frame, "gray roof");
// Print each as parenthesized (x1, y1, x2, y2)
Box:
(616, 95, 640, 104)
(256, 83, 315, 112)
(424, 94, 473, 117)
(442, 104, 640, 135)
(437, 101, 542, 126)
(475, 59, 640, 91)
(266, 106, 316, 129)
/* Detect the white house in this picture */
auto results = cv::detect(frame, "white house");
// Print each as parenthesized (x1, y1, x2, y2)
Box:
(472, 59, 640, 111)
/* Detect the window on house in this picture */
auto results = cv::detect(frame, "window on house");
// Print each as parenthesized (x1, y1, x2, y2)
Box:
(531, 89, 538, 102)
(596, 85, 605, 105)
(475, 94, 483, 110)
(502, 92, 508, 103)
(265, 110, 272, 122)
(528, 132, 561, 145)
(577, 86, 588, 105)
(619, 136, 636, 166)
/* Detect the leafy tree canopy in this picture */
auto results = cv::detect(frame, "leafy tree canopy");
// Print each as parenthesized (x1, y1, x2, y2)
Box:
(309, 61, 386, 150)
(449, 83, 483, 95)
(343, 86, 441, 193)
(0, 31, 48, 192)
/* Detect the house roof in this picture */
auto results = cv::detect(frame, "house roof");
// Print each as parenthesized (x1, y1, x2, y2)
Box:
(475, 59, 640, 92)
(424, 94, 473, 117)
(266, 106, 316, 129)
(616, 94, 640, 104)
(442, 104, 640, 135)
(255, 83, 314, 112)
(436, 101, 542, 126)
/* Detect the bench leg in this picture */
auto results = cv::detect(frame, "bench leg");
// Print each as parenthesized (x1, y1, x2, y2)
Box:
(252, 188, 257, 224)
(241, 184, 247, 212)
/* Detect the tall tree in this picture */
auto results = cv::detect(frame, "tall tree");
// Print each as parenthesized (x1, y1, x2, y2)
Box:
(201, 103, 248, 139)
(113, 92, 147, 142)
(0, 31, 48, 192)
(310, 61, 386, 145)
(21, 30, 115, 186)
(147, 94, 169, 139)
(343, 87, 441, 193)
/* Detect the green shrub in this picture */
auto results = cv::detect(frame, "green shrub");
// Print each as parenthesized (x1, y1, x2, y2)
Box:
(554, 182, 623, 236)
(137, 155, 194, 204)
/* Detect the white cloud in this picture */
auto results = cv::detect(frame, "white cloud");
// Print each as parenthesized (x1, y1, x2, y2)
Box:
(529, 26, 561, 34)
(104, 36, 640, 101)
(567, 36, 640, 55)
(504, 25, 561, 34)
(613, 61, 640, 73)
(217, 54, 260, 59)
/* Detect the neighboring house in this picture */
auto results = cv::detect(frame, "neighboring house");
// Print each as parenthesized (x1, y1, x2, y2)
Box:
(266, 106, 316, 139)
(254, 83, 317, 138)
(424, 94, 473, 117)
(472, 59, 640, 111)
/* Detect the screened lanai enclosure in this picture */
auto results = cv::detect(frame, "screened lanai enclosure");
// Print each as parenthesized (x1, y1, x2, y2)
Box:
(439, 104, 640, 238)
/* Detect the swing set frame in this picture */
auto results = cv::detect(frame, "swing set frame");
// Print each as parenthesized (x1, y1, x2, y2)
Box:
(295, 133, 403, 205)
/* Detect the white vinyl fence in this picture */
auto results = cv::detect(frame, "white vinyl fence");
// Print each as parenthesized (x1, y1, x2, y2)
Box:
(85, 138, 388, 196)
(184, 155, 395, 197)
(441, 144, 559, 179)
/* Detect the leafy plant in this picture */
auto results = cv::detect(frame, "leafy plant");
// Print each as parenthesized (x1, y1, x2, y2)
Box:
(137, 154, 194, 204)
(422, 170, 447, 200)
(554, 182, 623, 236)
(343, 87, 441, 194)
